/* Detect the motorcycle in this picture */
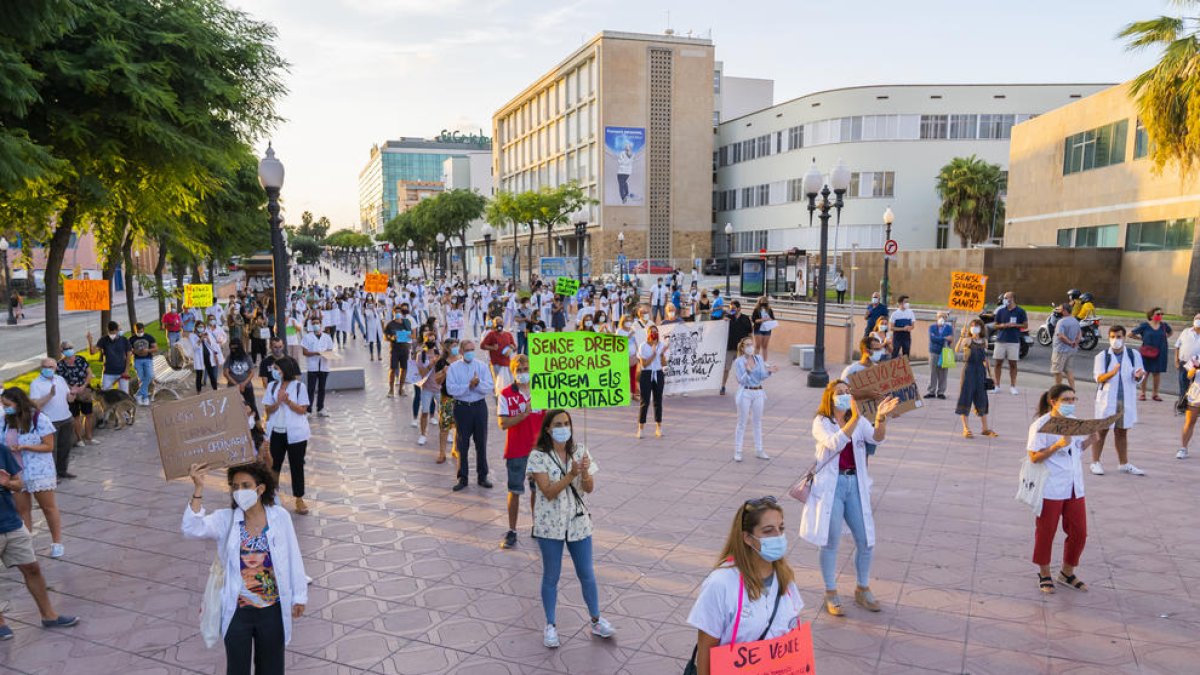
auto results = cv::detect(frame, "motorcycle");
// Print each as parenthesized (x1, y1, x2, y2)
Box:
(1035, 306, 1063, 347)
(1034, 307, 1099, 351)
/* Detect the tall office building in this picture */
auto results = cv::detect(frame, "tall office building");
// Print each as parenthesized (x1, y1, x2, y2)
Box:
(490, 30, 715, 270)
(357, 134, 491, 234)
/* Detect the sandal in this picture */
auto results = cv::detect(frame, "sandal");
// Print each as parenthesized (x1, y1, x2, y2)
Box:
(962, 430, 974, 438)
(1138, 393, 1147, 401)
(1057, 571, 1088, 592)
(1038, 574, 1055, 594)
(1153, 395, 1163, 401)
(982, 429, 999, 438)
(435, 454, 446, 464)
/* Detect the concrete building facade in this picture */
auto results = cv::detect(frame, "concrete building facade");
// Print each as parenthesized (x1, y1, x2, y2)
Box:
(357, 136, 491, 235)
(491, 30, 715, 273)
(714, 84, 1111, 260)
(714, 61, 773, 127)
(1005, 82, 1200, 313)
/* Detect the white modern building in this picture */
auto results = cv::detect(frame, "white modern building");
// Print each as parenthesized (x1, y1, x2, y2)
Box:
(714, 83, 1112, 256)
(714, 61, 773, 127)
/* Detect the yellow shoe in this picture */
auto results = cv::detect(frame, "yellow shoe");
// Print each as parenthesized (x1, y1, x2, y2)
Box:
(655, 424, 663, 438)
(855, 587, 881, 612)
(824, 593, 844, 617)
(294, 497, 310, 515)
(635, 425, 643, 439)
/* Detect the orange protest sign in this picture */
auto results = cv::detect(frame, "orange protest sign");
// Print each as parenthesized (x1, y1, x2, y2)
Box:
(364, 272, 389, 294)
(710, 624, 814, 675)
(63, 279, 110, 311)
(948, 271, 988, 313)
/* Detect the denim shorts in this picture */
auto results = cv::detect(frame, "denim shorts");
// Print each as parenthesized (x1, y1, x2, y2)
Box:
(506, 455, 530, 494)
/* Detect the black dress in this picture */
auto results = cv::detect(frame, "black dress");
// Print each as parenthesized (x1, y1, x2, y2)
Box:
(955, 340, 989, 416)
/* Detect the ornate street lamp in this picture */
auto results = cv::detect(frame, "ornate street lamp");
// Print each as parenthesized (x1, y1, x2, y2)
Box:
(482, 224, 494, 282)
(436, 232, 446, 279)
(882, 207, 895, 306)
(574, 220, 587, 283)
(804, 158, 850, 388)
(617, 231, 626, 282)
(1, 237, 13, 325)
(257, 143, 287, 332)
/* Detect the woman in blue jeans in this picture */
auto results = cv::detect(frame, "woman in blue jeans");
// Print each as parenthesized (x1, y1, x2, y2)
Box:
(527, 410, 616, 649)
(799, 380, 898, 617)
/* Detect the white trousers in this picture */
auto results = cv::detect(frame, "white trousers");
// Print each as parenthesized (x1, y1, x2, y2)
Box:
(734, 388, 765, 455)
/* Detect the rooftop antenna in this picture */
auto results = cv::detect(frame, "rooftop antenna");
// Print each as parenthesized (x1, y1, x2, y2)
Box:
(665, 9, 673, 35)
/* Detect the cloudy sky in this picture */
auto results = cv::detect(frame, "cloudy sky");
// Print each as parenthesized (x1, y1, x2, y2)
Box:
(229, 0, 1166, 230)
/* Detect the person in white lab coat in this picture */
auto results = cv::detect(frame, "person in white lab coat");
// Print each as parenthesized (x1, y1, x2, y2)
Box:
(1090, 325, 1146, 476)
(800, 380, 899, 617)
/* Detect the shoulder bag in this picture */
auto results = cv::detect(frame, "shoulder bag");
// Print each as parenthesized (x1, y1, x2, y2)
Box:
(684, 575, 784, 675)
(200, 510, 238, 648)
(788, 437, 844, 503)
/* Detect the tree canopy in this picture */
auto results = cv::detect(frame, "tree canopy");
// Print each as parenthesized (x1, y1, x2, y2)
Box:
(935, 155, 1005, 248)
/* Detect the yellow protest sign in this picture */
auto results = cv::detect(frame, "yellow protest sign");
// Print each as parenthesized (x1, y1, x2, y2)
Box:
(184, 284, 214, 308)
(948, 271, 988, 313)
(63, 279, 110, 311)
(364, 272, 389, 294)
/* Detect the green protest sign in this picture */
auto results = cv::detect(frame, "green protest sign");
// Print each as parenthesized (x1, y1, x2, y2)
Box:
(529, 332, 630, 409)
(555, 276, 580, 297)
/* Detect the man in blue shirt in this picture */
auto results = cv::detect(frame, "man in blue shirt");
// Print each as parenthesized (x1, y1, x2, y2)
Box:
(864, 292, 888, 339)
(446, 339, 495, 491)
(992, 291, 1028, 395)
(0, 444, 78, 639)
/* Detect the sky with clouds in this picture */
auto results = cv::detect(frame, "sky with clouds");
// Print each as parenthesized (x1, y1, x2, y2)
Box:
(229, 0, 1168, 230)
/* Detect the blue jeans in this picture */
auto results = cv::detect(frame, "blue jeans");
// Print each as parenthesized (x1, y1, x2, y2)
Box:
(134, 358, 154, 400)
(351, 311, 366, 338)
(534, 536, 600, 625)
(819, 474, 873, 591)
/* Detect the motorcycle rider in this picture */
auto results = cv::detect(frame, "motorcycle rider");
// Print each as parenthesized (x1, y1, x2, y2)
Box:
(1073, 292, 1097, 321)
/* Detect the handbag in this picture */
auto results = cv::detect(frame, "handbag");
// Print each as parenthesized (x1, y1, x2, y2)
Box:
(199, 511, 238, 648)
(684, 575, 784, 675)
(788, 444, 844, 503)
(1139, 344, 1160, 360)
(985, 377, 996, 392)
(939, 346, 956, 369)
(1014, 457, 1049, 517)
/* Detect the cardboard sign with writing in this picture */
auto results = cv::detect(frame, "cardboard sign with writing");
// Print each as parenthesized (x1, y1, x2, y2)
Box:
(848, 356, 922, 418)
(1038, 412, 1122, 436)
(63, 279, 110, 311)
(948, 271, 988, 313)
(364, 272, 389, 293)
(151, 388, 256, 480)
(709, 623, 814, 675)
(529, 331, 629, 409)
(555, 276, 580, 297)
(184, 284, 214, 308)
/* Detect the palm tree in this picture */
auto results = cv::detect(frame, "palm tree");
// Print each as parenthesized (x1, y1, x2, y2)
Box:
(1121, 3, 1200, 174)
(935, 155, 1005, 248)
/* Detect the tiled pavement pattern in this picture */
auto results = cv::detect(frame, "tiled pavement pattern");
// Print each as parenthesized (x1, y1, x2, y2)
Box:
(2, 335, 1199, 673)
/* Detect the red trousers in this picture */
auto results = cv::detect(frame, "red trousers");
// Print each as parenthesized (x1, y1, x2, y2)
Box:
(1033, 494, 1087, 567)
(629, 364, 639, 395)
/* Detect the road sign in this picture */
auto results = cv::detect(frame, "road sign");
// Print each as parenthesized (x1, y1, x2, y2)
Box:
(884, 239, 899, 256)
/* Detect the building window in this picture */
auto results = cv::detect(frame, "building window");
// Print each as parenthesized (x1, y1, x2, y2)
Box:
(936, 221, 950, 249)
(787, 178, 804, 202)
(713, 69, 721, 94)
(1057, 229, 1073, 247)
(1072, 224, 1118, 248)
(788, 125, 803, 150)
(713, 110, 720, 126)
(1063, 119, 1128, 175)
(848, 171, 895, 198)
(949, 114, 978, 139)
(756, 183, 769, 206)
(1134, 118, 1150, 159)
(978, 114, 1016, 139)
(920, 114, 948, 139)
(1126, 218, 1195, 252)
(756, 134, 771, 158)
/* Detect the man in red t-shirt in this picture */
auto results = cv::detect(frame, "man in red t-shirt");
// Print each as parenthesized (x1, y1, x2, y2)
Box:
(481, 318, 516, 393)
(497, 354, 545, 549)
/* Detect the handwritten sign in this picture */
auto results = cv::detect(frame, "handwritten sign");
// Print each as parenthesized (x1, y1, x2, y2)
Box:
(848, 356, 922, 418)
(150, 387, 255, 480)
(948, 271, 988, 313)
(555, 276, 580, 297)
(184, 284, 214, 308)
(658, 321, 730, 394)
(1038, 412, 1122, 436)
(529, 332, 629, 409)
(63, 279, 110, 311)
(709, 623, 814, 675)
(364, 272, 389, 294)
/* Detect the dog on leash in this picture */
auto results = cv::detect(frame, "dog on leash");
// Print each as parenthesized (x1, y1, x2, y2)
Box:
(93, 387, 137, 430)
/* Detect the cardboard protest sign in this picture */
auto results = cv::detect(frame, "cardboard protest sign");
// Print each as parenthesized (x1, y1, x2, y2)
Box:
(184, 283, 214, 308)
(848, 356, 923, 418)
(63, 279, 110, 311)
(948, 271, 988, 313)
(151, 388, 256, 480)
(555, 276, 580, 297)
(1038, 412, 1122, 436)
(529, 332, 629, 409)
(659, 321, 730, 394)
(364, 272, 389, 293)
(709, 623, 814, 675)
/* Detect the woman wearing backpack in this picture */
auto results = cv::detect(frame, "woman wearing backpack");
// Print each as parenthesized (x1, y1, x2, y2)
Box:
(261, 357, 312, 516)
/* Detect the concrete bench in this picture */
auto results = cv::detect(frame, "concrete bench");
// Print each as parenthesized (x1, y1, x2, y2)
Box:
(789, 344, 815, 370)
(324, 367, 365, 391)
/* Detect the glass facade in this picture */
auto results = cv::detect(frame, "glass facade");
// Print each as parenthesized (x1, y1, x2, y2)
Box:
(359, 144, 488, 233)
(1125, 219, 1195, 252)
(1062, 120, 1128, 175)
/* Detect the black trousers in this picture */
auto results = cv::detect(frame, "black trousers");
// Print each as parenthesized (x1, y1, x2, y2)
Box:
(891, 334, 912, 359)
(52, 418, 75, 476)
(452, 399, 489, 484)
(224, 603, 284, 675)
(306, 371, 328, 412)
(270, 431, 307, 497)
(250, 337, 267, 363)
(836, 290, 846, 303)
(638, 370, 665, 424)
(196, 365, 218, 392)
(231, 382, 259, 418)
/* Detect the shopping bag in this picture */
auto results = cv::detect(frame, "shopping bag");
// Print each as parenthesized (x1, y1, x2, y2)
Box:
(1015, 457, 1048, 517)
(939, 346, 956, 369)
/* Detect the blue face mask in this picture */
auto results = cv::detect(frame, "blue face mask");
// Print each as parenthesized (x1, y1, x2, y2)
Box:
(463, 351, 475, 363)
(41, 368, 55, 379)
(1059, 403, 1076, 417)
(834, 394, 853, 411)
(550, 427, 572, 444)
(63, 349, 75, 358)
(450, 346, 460, 356)
(2, 406, 15, 416)
(755, 534, 788, 562)
(270, 369, 282, 381)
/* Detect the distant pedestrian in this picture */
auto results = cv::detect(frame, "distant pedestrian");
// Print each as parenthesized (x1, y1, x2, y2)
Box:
(863, 293, 888, 339)
(446, 339, 494, 491)
(888, 295, 915, 359)
(1131, 307, 1172, 401)
(1051, 304, 1081, 388)
(955, 319, 997, 438)
(1090, 326, 1146, 477)
(925, 312, 953, 399)
(497, 355, 544, 550)
(733, 337, 777, 462)
(636, 324, 668, 439)
(262, 356, 312, 515)
(992, 291, 1027, 395)
(751, 296, 777, 363)
(834, 269, 848, 304)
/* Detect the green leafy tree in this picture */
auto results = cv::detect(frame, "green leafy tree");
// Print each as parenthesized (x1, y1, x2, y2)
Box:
(289, 234, 322, 264)
(379, 210, 429, 278)
(411, 189, 487, 280)
(935, 155, 1006, 248)
(485, 191, 541, 287)
(534, 182, 595, 282)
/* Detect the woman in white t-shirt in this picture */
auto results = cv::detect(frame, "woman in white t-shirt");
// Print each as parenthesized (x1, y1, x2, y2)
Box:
(262, 356, 312, 515)
(686, 497, 804, 675)
(636, 325, 668, 439)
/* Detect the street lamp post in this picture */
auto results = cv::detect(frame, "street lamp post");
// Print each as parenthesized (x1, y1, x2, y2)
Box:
(406, 239, 414, 281)
(881, 207, 894, 306)
(723, 223, 733, 297)
(574, 220, 587, 283)
(436, 232, 446, 280)
(482, 224, 494, 282)
(804, 158, 850, 388)
(617, 231, 625, 283)
(257, 143, 288, 333)
(1, 237, 13, 325)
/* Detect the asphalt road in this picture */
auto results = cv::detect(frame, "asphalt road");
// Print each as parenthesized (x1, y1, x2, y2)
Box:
(1007, 340, 1184, 398)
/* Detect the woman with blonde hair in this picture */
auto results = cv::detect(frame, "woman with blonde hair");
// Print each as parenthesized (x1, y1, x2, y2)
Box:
(686, 497, 804, 675)
(733, 336, 778, 462)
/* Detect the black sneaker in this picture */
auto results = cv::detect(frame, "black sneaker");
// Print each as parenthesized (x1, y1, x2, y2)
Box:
(501, 530, 517, 549)
(923, 393, 936, 399)
(719, 386, 726, 396)
(452, 481, 467, 492)
(937, 394, 947, 399)
(478, 479, 494, 489)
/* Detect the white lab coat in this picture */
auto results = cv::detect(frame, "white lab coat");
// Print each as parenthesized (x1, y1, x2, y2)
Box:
(799, 415, 881, 549)
(1092, 347, 1145, 428)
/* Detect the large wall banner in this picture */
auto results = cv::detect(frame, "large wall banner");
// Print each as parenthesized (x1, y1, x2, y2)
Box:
(658, 321, 731, 395)
(603, 126, 645, 206)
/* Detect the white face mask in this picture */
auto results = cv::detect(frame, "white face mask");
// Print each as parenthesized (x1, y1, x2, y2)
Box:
(870, 349, 886, 362)
(901, 303, 909, 310)
(232, 488, 259, 511)
(936, 318, 945, 326)
(1193, 319, 1200, 329)
(744, 345, 755, 356)
(970, 326, 981, 335)
(1111, 338, 1124, 350)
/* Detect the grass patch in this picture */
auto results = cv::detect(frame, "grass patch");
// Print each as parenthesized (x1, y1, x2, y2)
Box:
(1, 321, 167, 393)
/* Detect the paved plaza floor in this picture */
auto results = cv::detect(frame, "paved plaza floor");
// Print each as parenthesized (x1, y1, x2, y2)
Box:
(1, 337, 1198, 674)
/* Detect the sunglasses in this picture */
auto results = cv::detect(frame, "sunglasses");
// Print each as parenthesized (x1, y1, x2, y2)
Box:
(744, 496, 778, 509)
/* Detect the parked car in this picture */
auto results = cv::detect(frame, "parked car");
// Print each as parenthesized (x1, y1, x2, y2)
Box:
(703, 257, 742, 276)
(629, 260, 675, 275)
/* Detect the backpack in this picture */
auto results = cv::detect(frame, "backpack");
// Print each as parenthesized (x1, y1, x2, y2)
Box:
(1100, 349, 1129, 390)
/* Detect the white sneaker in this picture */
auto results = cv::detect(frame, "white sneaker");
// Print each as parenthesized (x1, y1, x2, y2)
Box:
(755, 451, 770, 460)
(410, 419, 418, 428)
(1090, 462, 1105, 475)
(316, 410, 329, 418)
(417, 435, 427, 446)
(734, 452, 743, 462)
(1177, 448, 1189, 460)
(543, 624, 560, 648)
(88, 439, 101, 446)
(49, 543, 64, 559)
(1119, 463, 1146, 476)
(1010, 387, 1019, 395)
(74, 440, 85, 448)
(591, 616, 615, 638)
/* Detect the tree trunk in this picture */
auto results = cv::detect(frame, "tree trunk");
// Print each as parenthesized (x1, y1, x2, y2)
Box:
(154, 237, 167, 319)
(459, 232, 470, 281)
(42, 201, 77, 357)
(207, 257, 216, 285)
(123, 236, 137, 329)
(191, 262, 201, 285)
